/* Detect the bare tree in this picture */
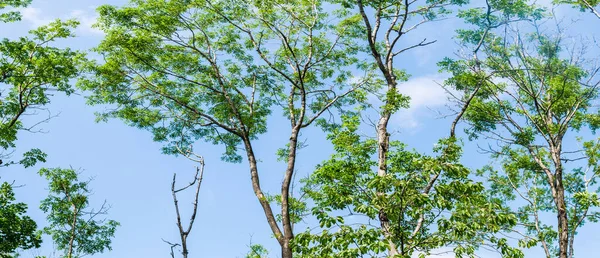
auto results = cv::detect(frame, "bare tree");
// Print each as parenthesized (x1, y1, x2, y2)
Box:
(164, 148, 205, 258)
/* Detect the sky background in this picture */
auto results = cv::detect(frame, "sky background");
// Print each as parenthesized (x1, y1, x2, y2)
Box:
(1, 0, 600, 257)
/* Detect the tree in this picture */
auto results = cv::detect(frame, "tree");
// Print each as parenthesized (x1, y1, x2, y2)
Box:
(323, 0, 468, 256)
(442, 1, 600, 257)
(163, 150, 205, 258)
(0, 0, 32, 23)
(39, 168, 119, 258)
(0, 182, 41, 258)
(294, 115, 522, 258)
(0, 17, 84, 167)
(291, 0, 521, 257)
(79, 0, 364, 257)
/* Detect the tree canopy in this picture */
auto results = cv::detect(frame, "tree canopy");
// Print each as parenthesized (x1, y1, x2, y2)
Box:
(2, 0, 600, 257)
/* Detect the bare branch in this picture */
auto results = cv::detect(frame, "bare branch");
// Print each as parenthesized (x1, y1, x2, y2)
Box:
(169, 156, 205, 258)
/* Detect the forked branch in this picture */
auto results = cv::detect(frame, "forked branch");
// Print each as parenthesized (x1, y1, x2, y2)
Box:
(166, 155, 205, 258)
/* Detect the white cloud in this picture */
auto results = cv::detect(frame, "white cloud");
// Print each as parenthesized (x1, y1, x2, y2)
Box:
(68, 9, 103, 36)
(394, 74, 450, 129)
(364, 73, 450, 130)
(18, 7, 102, 36)
(21, 7, 52, 27)
(399, 75, 448, 111)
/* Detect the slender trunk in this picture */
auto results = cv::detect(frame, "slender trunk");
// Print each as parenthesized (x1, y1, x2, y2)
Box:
(375, 75, 399, 256)
(181, 235, 188, 258)
(555, 174, 569, 258)
(376, 112, 399, 257)
(65, 184, 79, 258)
(567, 206, 589, 258)
(68, 204, 78, 258)
(170, 162, 203, 258)
(356, 1, 401, 255)
(242, 138, 286, 250)
(376, 114, 391, 178)
(535, 154, 569, 258)
(551, 144, 568, 258)
(280, 127, 301, 258)
(568, 233, 574, 258)
(535, 207, 552, 258)
(171, 185, 189, 258)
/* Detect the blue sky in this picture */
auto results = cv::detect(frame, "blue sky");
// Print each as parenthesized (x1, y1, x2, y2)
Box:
(2, 0, 600, 257)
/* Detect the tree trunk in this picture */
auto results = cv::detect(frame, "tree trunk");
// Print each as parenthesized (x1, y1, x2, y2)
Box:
(350, 2, 401, 256)
(551, 145, 568, 258)
(282, 239, 293, 258)
(376, 113, 399, 257)
(281, 127, 301, 258)
(555, 175, 569, 258)
(376, 115, 390, 178)
(67, 198, 79, 258)
(568, 229, 575, 258)
(242, 138, 287, 253)
(181, 235, 188, 258)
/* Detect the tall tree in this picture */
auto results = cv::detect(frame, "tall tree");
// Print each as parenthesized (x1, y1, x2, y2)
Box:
(79, 0, 364, 257)
(325, 1, 469, 256)
(295, 114, 522, 257)
(290, 0, 524, 257)
(442, 1, 600, 257)
(39, 168, 119, 258)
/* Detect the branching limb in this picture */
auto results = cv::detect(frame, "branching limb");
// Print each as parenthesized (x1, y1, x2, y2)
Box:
(169, 154, 205, 258)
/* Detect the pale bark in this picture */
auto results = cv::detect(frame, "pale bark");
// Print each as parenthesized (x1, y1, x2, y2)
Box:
(355, 0, 444, 255)
(243, 138, 285, 245)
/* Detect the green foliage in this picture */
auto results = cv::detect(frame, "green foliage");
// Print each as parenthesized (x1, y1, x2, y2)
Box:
(245, 244, 269, 258)
(293, 115, 523, 257)
(0, 19, 84, 166)
(0, 0, 32, 23)
(265, 194, 307, 225)
(0, 148, 48, 168)
(79, 0, 364, 162)
(0, 6, 84, 258)
(444, 0, 600, 256)
(554, 0, 600, 14)
(290, 0, 529, 256)
(39, 168, 119, 258)
(0, 182, 41, 257)
(79, 2, 367, 255)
